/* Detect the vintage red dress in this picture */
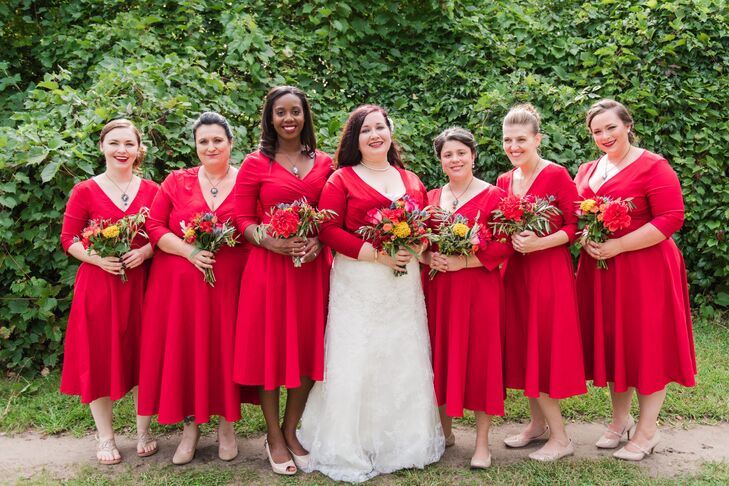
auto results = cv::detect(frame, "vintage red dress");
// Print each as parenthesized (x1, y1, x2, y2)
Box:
(424, 186, 513, 417)
(497, 163, 587, 399)
(233, 151, 333, 390)
(137, 167, 257, 424)
(59, 178, 158, 403)
(575, 150, 696, 394)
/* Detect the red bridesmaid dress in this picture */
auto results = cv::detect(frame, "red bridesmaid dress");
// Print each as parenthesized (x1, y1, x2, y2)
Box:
(497, 163, 587, 399)
(232, 151, 333, 390)
(137, 167, 257, 424)
(424, 185, 513, 417)
(60, 178, 158, 403)
(575, 150, 696, 394)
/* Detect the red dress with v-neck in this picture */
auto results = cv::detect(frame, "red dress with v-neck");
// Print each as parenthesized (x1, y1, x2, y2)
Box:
(574, 150, 696, 394)
(497, 164, 586, 398)
(233, 151, 333, 390)
(423, 185, 513, 416)
(59, 178, 158, 403)
(137, 167, 257, 424)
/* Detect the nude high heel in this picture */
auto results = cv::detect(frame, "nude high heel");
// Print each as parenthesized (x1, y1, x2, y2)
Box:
(265, 439, 297, 475)
(613, 432, 661, 461)
(504, 426, 550, 448)
(596, 415, 635, 449)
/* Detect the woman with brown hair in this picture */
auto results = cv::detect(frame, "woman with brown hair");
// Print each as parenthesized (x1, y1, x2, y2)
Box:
(60, 118, 159, 464)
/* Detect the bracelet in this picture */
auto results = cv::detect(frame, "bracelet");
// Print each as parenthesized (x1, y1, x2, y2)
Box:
(188, 247, 201, 261)
(373, 247, 379, 261)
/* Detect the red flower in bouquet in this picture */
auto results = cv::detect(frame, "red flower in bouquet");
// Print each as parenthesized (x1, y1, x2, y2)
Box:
(499, 194, 525, 222)
(255, 198, 337, 267)
(575, 196, 635, 269)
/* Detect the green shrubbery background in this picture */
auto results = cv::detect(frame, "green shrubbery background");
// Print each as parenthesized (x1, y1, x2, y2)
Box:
(1, 0, 727, 371)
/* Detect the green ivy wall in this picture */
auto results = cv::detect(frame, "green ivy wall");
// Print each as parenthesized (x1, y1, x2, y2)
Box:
(1, 0, 727, 370)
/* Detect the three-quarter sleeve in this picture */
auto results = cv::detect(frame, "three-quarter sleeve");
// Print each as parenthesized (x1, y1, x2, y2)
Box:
(553, 167, 579, 243)
(146, 173, 176, 248)
(234, 155, 263, 234)
(60, 183, 90, 253)
(318, 175, 366, 259)
(646, 158, 685, 238)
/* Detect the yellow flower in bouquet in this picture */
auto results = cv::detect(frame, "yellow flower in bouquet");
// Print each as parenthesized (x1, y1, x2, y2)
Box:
(393, 221, 411, 238)
(579, 199, 597, 213)
(452, 222, 469, 237)
(101, 225, 120, 238)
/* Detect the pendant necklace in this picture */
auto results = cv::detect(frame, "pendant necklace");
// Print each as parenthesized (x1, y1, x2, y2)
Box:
(105, 173, 134, 207)
(360, 161, 391, 172)
(515, 159, 543, 196)
(448, 176, 474, 210)
(282, 151, 304, 178)
(603, 146, 632, 180)
(203, 165, 230, 197)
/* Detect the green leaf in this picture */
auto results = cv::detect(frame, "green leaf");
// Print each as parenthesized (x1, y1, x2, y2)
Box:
(40, 160, 62, 182)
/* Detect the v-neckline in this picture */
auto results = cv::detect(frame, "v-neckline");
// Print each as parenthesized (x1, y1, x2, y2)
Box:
(349, 166, 407, 202)
(587, 150, 645, 194)
(437, 185, 490, 213)
(92, 177, 140, 214)
(271, 153, 316, 182)
(509, 162, 549, 197)
(195, 167, 234, 212)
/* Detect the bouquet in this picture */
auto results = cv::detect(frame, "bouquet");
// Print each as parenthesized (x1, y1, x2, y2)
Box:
(180, 212, 238, 286)
(428, 209, 491, 279)
(575, 196, 635, 269)
(77, 208, 149, 283)
(356, 195, 434, 276)
(254, 198, 337, 267)
(489, 194, 562, 242)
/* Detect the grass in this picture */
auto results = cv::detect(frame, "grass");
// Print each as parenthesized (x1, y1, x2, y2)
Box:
(1, 315, 728, 435)
(12, 460, 729, 485)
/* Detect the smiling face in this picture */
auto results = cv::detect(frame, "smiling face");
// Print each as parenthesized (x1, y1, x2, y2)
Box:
(195, 124, 232, 168)
(589, 109, 632, 156)
(271, 93, 305, 144)
(440, 139, 475, 180)
(358, 111, 392, 162)
(502, 124, 542, 168)
(100, 127, 139, 172)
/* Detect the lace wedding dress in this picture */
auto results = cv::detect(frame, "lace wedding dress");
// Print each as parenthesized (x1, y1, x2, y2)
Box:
(298, 255, 445, 483)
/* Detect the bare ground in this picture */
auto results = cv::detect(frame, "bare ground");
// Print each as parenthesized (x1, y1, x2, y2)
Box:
(2, 422, 728, 483)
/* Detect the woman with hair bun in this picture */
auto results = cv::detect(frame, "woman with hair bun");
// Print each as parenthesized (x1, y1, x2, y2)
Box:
(138, 111, 257, 465)
(233, 86, 333, 476)
(60, 118, 159, 465)
(576, 99, 695, 461)
(298, 104, 444, 482)
(424, 126, 513, 468)
(496, 104, 586, 462)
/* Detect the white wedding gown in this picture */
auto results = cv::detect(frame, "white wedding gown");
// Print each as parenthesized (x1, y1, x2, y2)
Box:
(298, 255, 445, 483)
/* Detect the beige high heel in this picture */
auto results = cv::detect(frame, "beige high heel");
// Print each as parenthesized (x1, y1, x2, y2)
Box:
(469, 453, 492, 469)
(218, 428, 239, 461)
(528, 439, 575, 462)
(596, 416, 635, 449)
(172, 425, 200, 465)
(504, 426, 550, 448)
(613, 432, 661, 461)
(265, 439, 297, 475)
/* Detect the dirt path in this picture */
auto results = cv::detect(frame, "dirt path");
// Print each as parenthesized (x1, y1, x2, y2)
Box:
(2, 422, 728, 483)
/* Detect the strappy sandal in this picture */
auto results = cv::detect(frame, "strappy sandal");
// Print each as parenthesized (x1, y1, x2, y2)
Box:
(96, 436, 122, 465)
(137, 431, 159, 457)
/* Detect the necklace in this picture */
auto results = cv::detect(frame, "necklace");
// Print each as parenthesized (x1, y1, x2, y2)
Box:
(448, 176, 475, 210)
(105, 173, 134, 207)
(514, 159, 543, 196)
(603, 146, 632, 180)
(281, 151, 305, 178)
(202, 165, 230, 197)
(360, 161, 391, 172)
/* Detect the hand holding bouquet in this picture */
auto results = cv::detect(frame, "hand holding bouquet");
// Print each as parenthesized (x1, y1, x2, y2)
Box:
(180, 212, 238, 286)
(489, 194, 562, 242)
(428, 209, 490, 279)
(575, 196, 635, 269)
(254, 198, 337, 267)
(77, 208, 149, 283)
(356, 195, 434, 276)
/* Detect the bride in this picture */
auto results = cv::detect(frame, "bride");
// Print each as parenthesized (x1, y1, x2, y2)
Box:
(298, 104, 444, 482)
